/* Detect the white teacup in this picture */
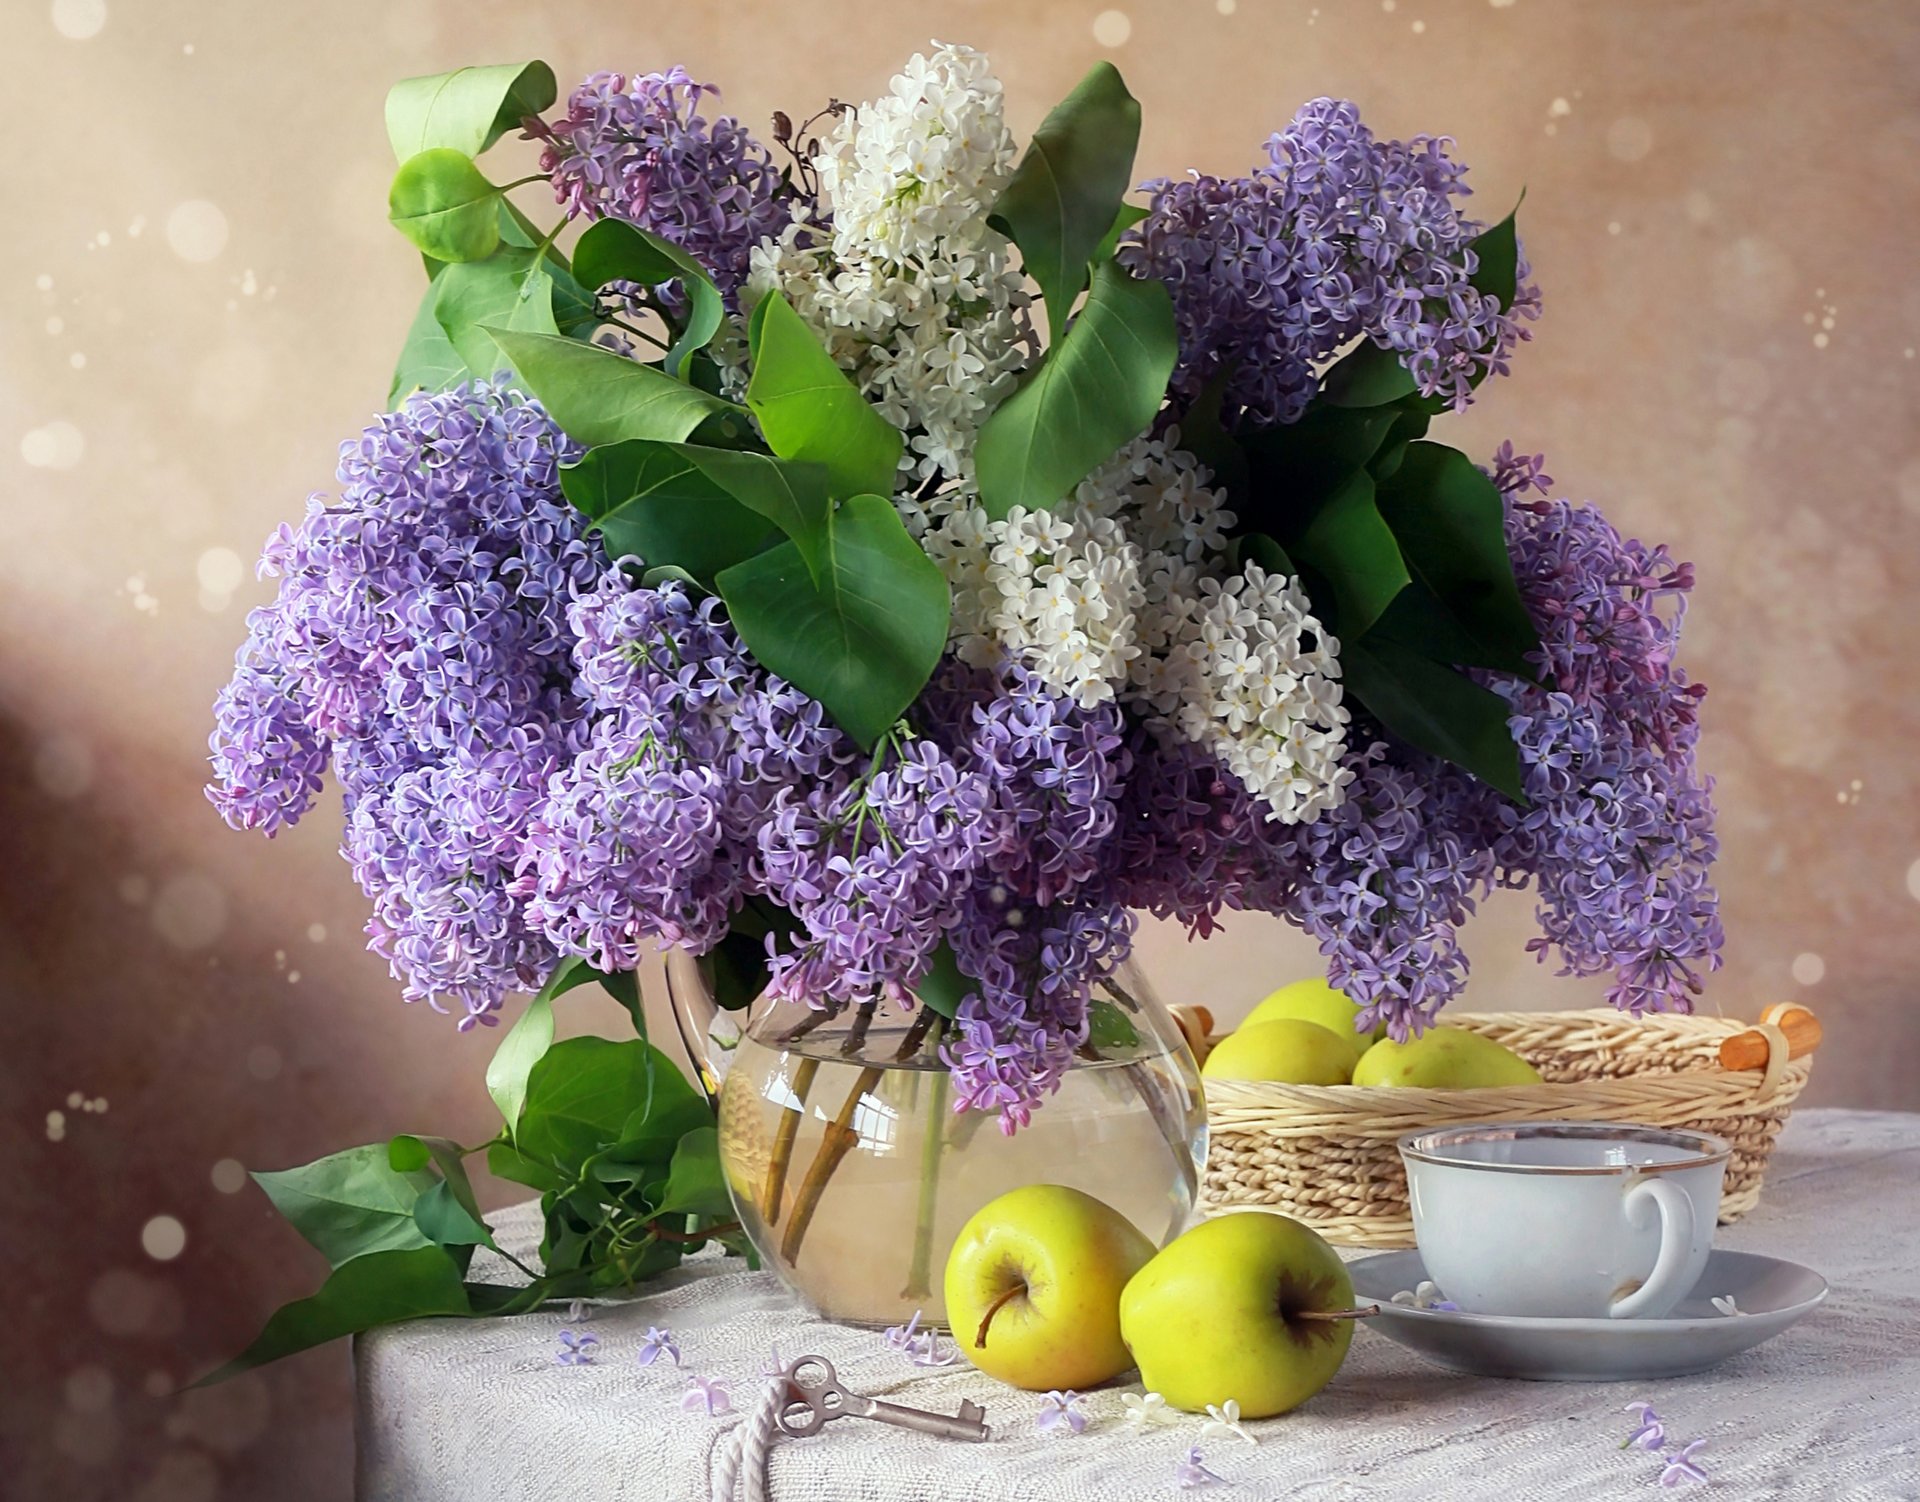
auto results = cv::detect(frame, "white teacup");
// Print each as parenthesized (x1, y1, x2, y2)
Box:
(1399, 1121, 1731, 1320)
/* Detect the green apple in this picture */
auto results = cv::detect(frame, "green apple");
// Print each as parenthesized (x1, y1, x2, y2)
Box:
(1120, 1211, 1360, 1417)
(944, 1184, 1154, 1390)
(1201, 1018, 1356, 1084)
(1242, 976, 1382, 1047)
(1351, 1025, 1542, 1088)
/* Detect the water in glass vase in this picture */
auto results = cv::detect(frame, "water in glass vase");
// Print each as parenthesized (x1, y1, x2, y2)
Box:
(690, 965, 1206, 1329)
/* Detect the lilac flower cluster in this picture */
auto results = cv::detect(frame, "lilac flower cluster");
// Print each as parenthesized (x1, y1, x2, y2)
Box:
(530, 67, 796, 303)
(1481, 487, 1722, 1016)
(1120, 97, 1541, 430)
(207, 381, 599, 1026)
(514, 571, 845, 972)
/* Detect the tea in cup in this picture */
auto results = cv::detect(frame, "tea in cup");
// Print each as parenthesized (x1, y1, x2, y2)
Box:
(1399, 1121, 1731, 1319)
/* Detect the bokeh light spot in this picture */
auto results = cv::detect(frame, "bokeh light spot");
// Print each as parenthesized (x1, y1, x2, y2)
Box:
(1092, 9, 1132, 46)
(142, 1215, 188, 1262)
(1790, 952, 1825, 986)
(166, 200, 229, 263)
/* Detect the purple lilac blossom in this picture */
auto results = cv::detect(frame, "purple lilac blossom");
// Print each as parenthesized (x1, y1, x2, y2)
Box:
(530, 68, 796, 304)
(554, 1329, 599, 1365)
(637, 1326, 682, 1367)
(1483, 489, 1721, 1016)
(1121, 97, 1541, 430)
(1175, 1446, 1227, 1489)
(1659, 1439, 1709, 1487)
(206, 381, 599, 1027)
(1034, 1390, 1089, 1435)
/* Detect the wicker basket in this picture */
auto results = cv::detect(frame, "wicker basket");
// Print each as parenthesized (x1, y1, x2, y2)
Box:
(1180, 1004, 1820, 1248)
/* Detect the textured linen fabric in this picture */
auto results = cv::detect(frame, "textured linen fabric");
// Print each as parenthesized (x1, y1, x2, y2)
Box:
(356, 1109, 1920, 1501)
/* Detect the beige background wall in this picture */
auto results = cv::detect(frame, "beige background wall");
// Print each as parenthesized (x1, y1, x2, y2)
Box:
(4, 1, 1917, 1495)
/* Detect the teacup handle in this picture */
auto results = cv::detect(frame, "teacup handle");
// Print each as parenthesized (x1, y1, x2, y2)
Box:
(1611, 1177, 1695, 1319)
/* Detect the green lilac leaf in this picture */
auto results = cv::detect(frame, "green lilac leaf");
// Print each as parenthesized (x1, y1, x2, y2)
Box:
(388, 149, 502, 263)
(486, 328, 746, 447)
(1341, 636, 1526, 801)
(746, 293, 903, 500)
(251, 1146, 439, 1268)
(516, 1037, 705, 1169)
(1283, 470, 1409, 637)
(389, 281, 468, 406)
(987, 60, 1142, 336)
(715, 493, 951, 749)
(388, 1135, 493, 1253)
(195, 1247, 472, 1385)
(1087, 999, 1141, 1050)
(654, 1127, 732, 1218)
(1370, 441, 1541, 677)
(571, 218, 724, 378)
(913, 940, 972, 1020)
(562, 441, 785, 587)
(485, 981, 559, 1135)
(975, 260, 1177, 519)
(385, 62, 558, 161)
(1093, 201, 1149, 265)
(430, 249, 564, 376)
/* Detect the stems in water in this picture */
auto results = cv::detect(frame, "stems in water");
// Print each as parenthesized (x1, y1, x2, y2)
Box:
(779, 1064, 885, 1266)
(760, 1056, 819, 1226)
(901, 1015, 949, 1300)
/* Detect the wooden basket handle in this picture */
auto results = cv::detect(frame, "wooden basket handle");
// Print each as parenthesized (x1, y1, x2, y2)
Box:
(1718, 1003, 1821, 1073)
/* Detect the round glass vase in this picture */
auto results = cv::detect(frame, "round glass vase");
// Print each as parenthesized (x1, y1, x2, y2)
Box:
(665, 951, 1207, 1328)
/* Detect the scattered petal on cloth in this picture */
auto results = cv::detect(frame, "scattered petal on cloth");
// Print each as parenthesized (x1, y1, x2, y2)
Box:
(638, 1326, 683, 1368)
(882, 1309, 960, 1368)
(1120, 1392, 1180, 1431)
(565, 1299, 594, 1324)
(682, 1375, 732, 1416)
(1175, 1445, 1227, 1489)
(1623, 1401, 1666, 1451)
(1659, 1439, 1709, 1487)
(1035, 1391, 1089, 1435)
(554, 1330, 599, 1367)
(1200, 1400, 1256, 1447)
(1390, 1280, 1457, 1311)
(759, 1344, 786, 1379)
(1711, 1296, 1743, 1317)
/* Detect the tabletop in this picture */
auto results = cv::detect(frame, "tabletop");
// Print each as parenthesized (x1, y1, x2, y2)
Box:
(355, 1108, 1920, 1501)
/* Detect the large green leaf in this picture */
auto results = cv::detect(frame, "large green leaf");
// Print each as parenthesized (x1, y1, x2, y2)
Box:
(385, 62, 558, 161)
(1370, 441, 1541, 677)
(561, 441, 785, 585)
(716, 494, 951, 749)
(431, 250, 564, 376)
(1341, 636, 1526, 801)
(485, 983, 556, 1135)
(1283, 471, 1409, 637)
(486, 329, 748, 448)
(699, 896, 802, 1012)
(975, 260, 1177, 519)
(746, 294, 903, 500)
(389, 281, 468, 406)
(251, 1146, 438, 1268)
(1175, 367, 1250, 500)
(571, 219, 723, 379)
(654, 1127, 732, 1218)
(516, 1036, 707, 1170)
(388, 150, 501, 263)
(987, 61, 1142, 336)
(912, 940, 973, 1020)
(195, 1247, 472, 1385)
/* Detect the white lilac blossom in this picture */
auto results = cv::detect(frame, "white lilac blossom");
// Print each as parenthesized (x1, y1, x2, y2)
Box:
(682, 1375, 732, 1415)
(1200, 1399, 1256, 1447)
(1120, 1391, 1180, 1431)
(1390, 1280, 1457, 1311)
(927, 433, 1351, 823)
(747, 44, 1034, 492)
(1710, 1296, 1743, 1317)
(1175, 1446, 1227, 1489)
(1035, 1390, 1090, 1435)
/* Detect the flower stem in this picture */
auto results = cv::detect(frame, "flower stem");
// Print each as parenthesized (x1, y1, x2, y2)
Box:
(901, 1017, 949, 1300)
(779, 1064, 884, 1267)
(760, 1056, 819, 1226)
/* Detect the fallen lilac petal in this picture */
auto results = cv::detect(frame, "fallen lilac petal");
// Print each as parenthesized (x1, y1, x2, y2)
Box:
(554, 1329, 599, 1366)
(1175, 1445, 1226, 1489)
(682, 1375, 732, 1416)
(1660, 1439, 1708, 1487)
(637, 1326, 683, 1368)
(1035, 1390, 1089, 1435)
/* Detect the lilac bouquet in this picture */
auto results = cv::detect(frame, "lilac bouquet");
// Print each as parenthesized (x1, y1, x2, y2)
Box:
(202, 45, 1719, 1374)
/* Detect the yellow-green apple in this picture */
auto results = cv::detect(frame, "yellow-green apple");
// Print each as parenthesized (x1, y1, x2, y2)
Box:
(1120, 1212, 1363, 1416)
(1242, 976, 1382, 1049)
(1351, 1025, 1542, 1087)
(1201, 1018, 1356, 1085)
(943, 1184, 1153, 1389)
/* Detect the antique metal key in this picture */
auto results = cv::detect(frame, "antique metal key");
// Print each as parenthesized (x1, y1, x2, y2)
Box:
(775, 1355, 991, 1442)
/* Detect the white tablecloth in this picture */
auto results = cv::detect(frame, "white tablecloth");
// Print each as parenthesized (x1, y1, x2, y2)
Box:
(356, 1109, 1920, 1501)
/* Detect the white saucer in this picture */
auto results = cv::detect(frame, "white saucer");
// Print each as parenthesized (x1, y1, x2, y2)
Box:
(1346, 1248, 1828, 1382)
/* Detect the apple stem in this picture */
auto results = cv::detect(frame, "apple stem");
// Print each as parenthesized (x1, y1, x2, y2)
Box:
(1294, 1304, 1382, 1322)
(975, 1282, 1026, 1349)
